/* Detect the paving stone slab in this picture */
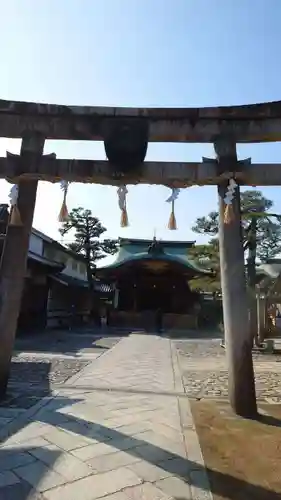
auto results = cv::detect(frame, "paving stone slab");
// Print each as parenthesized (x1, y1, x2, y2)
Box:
(0, 480, 44, 500)
(71, 441, 124, 461)
(2, 422, 53, 446)
(133, 430, 186, 457)
(43, 427, 93, 451)
(0, 417, 13, 426)
(156, 476, 192, 499)
(43, 467, 142, 500)
(87, 450, 141, 473)
(127, 460, 172, 482)
(0, 450, 36, 471)
(14, 459, 67, 492)
(29, 444, 93, 481)
(99, 493, 128, 500)
(123, 482, 173, 500)
(0, 470, 20, 487)
(133, 444, 176, 464)
(157, 457, 191, 480)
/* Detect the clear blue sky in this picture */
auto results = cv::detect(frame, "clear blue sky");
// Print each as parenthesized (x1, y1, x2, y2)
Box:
(0, 0, 281, 262)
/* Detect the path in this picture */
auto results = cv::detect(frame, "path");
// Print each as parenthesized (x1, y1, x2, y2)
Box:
(0, 334, 212, 499)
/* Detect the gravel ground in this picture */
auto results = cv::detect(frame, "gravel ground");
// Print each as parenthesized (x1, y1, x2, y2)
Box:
(175, 339, 281, 401)
(1, 357, 90, 412)
(10, 357, 91, 386)
(180, 370, 281, 400)
(175, 339, 281, 362)
(14, 332, 121, 355)
(2, 333, 121, 411)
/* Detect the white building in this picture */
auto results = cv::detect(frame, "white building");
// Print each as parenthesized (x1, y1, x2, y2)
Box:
(19, 228, 91, 331)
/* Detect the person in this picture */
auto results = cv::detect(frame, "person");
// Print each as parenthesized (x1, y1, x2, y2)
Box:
(101, 315, 107, 328)
(100, 306, 107, 329)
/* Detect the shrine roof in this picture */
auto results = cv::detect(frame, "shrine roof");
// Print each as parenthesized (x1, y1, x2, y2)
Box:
(98, 238, 211, 276)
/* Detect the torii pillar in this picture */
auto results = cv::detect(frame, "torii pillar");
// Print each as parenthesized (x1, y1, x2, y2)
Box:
(0, 133, 45, 397)
(215, 138, 257, 418)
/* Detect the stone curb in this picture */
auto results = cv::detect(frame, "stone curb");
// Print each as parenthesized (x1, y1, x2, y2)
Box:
(170, 341, 213, 500)
(65, 336, 124, 386)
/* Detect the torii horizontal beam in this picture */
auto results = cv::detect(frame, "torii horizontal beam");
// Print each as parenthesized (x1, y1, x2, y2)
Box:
(1, 98, 281, 143)
(2, 155, 281, 186)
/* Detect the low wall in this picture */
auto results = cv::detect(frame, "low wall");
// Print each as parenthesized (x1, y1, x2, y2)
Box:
(47, 308, 90, 329)
(47, 282, 91, 329)
(163, 313, 198, 330)
(109, 311, 198, 331)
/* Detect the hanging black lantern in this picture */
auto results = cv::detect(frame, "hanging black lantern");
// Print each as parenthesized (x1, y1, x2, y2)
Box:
(103, 118, 148, 174)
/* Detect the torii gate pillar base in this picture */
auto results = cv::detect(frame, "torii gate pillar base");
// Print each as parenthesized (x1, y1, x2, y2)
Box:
(0, 134, 44, 398)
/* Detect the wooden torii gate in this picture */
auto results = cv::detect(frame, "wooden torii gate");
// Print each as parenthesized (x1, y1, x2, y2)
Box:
(1, 98, 281, 418)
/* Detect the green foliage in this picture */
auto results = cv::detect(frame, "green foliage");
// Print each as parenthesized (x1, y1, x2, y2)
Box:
(254, 219, 281, 261)
(191, 211, 218, 236)
(192, 190, 281, 263)
(189, 239, 219, 269)
(189, 239, 221, 292)
(239, 190, 273, 212)
(198, 299, 223, 328)
(190, 190, 281, 292)
(59, 207, 118, 270)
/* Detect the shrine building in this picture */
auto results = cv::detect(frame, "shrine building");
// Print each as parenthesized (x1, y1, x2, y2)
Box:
(97, 237, 211, 331)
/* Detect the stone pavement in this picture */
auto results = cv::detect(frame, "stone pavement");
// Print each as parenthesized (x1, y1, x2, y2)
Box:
(0, 334, 212, 499)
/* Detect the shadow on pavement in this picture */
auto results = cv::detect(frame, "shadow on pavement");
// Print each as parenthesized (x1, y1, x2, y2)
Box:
(0, 446, 62, 500)
(0, 361, 64, 499)
(162, 329, 223, 340)
(13, 331, 120, 357)
(1, 357, 279, 499)
(30, 395, 281, 499)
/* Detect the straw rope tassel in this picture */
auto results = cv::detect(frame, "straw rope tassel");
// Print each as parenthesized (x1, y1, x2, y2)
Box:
(10, 205, 22, 226)
(166, 187, 180, 230)
(120, 204, 129, 227)
(117, 186, 129, 228)
(223, 178, 237, 224)
(58, 181, 69, 222)
(168, 200, 177, 230)
(9, 184, 22, 226)
(224, 203, 234, 224)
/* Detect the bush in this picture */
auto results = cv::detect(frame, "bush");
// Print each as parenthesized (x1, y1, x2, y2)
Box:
(198, 298, 223, 328)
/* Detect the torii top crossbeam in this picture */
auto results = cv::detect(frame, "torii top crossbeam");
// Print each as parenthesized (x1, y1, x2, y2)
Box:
(1, 98, 281, 143)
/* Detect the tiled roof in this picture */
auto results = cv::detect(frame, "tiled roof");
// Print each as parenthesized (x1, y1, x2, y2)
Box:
(50, 273, 88, 288)
(98, 238, 211, 277)
(28, 251, 64, 270)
